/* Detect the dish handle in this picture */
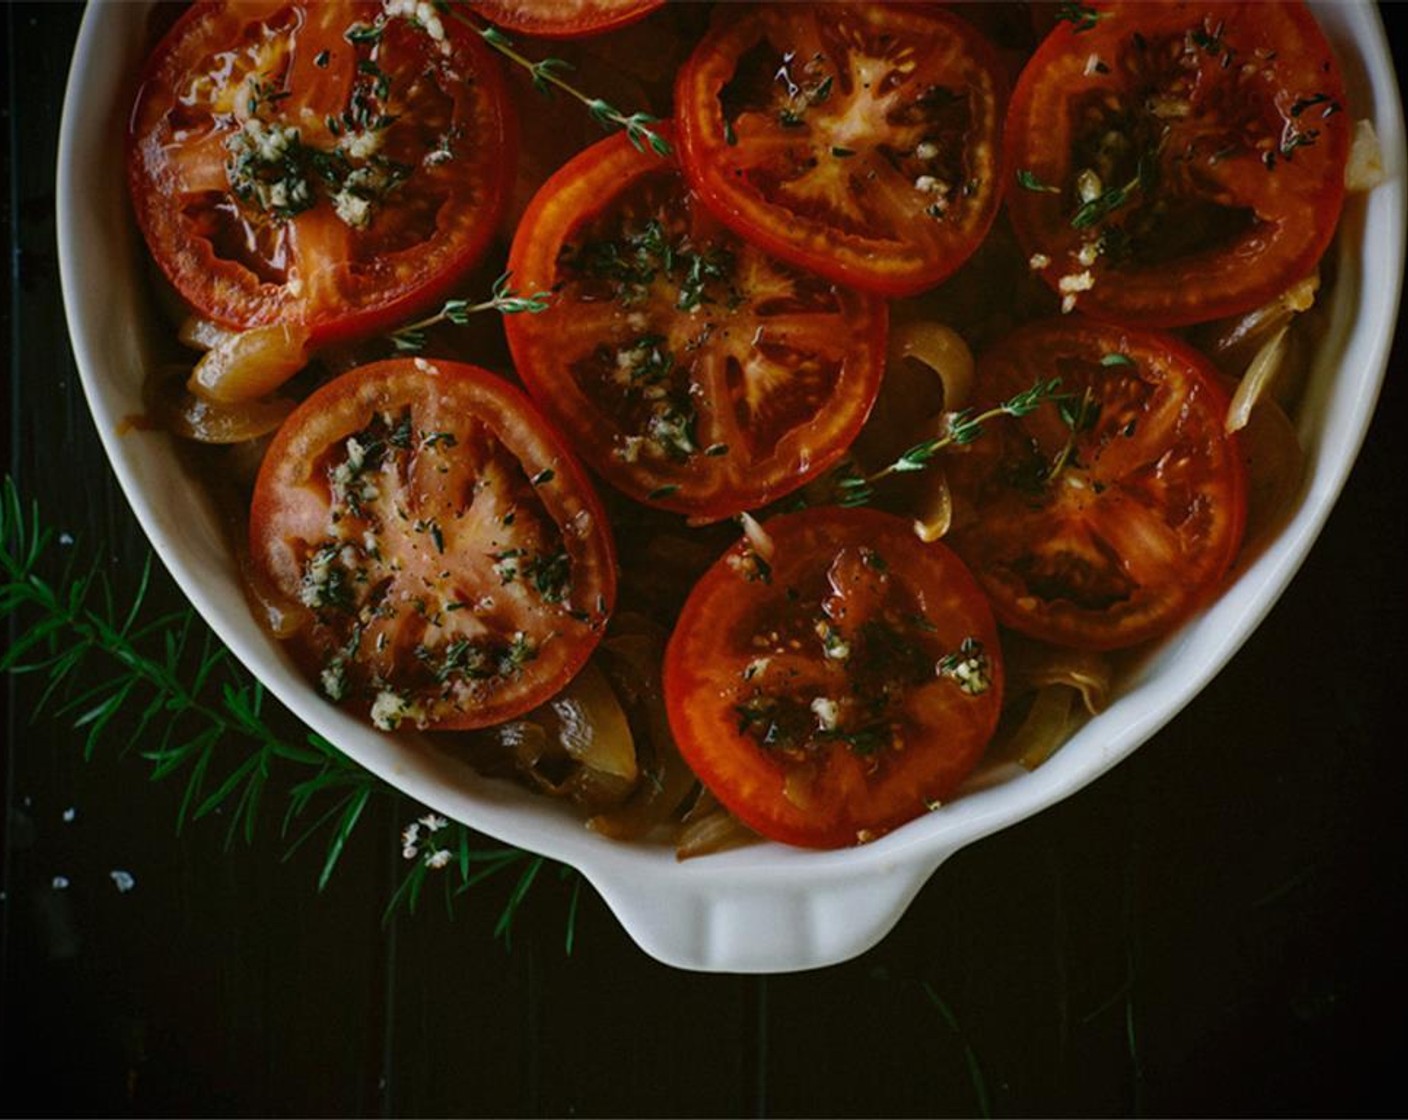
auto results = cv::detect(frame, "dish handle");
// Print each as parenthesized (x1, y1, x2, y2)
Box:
(585, 850, 952, 973)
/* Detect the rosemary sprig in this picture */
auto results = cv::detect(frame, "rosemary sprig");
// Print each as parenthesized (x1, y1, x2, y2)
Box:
(454, 13, 672, 157)
(1, 476, 574, 945)
(833, 377, 1067, 507)
(388, 271, 553, 352)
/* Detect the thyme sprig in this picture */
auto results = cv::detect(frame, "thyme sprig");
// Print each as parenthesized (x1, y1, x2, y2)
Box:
(454, 12, 672, 157)
(388, 271, 554, 352)
(1048, 385, 1100, 481)
(833, 377, 1067, 507)
(0, 477, 574, 946)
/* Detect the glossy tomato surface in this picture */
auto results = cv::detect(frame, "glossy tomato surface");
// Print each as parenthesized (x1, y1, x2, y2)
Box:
(504, 128, 888, 520)
(249, 359, 616, 730)
(945, 319, 1247, 651)
(675, 3, 1008, 296)
(664, 508, 1004, 849)
(470, 0, 664, 38)
(1005, 0, 1348, 327)
(128, 0, 514, 345)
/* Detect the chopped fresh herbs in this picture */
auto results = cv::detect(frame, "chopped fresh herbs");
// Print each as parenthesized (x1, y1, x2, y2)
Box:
(937, 638, 993, 696)
(1054, 3, 1105, 32)
(1017, 168, 1062, 194)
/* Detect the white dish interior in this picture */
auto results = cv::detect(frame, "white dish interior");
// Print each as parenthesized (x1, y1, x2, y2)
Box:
(58, 1, 1404, 972)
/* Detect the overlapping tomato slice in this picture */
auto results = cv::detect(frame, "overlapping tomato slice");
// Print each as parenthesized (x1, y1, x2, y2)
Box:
(664, 508, 1004, 849)
(470, 0, 664, 39)
(504, 128, 888, 520)
(945, 319, 1247, 651)
(128, 0, 514, 345)
(249, 359, 616, 731)
(1004, 0, 1348, 327)
(675, 3, 1008, 296)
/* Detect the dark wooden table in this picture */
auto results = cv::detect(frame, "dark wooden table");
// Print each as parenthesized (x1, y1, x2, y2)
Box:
(4, 4, 1406, 1116)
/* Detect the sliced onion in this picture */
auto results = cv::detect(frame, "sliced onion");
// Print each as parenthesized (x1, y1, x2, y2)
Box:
(1226, 325, 1290, 435)
(912, 469, 953, 543)
(146, 364, 296, 444)
(675, 789, 759, 861)
(888, 320, 975, 413)
(588, 620, 699, 840)
(1238, 395, 1306, 555)
(1197, 274, 1318, 373)
(1003, 685, 1077, 771)
(1005, 633, 1112, 715)
(548, 661, 638, 783)
(1346, 118, 1387, 192)
(188, 322, 311, 404)
(177, 315, 232, 352)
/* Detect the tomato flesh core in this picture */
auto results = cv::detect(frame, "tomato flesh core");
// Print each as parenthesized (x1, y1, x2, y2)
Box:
(945, 319, 1247, 651)
(128, 0, 513, 344)
(677, 4, 1007, 295)
(506, 131, 886, 519)
(250, 360, 615, 731)
(665, 509, 1004, 849)
(1005, 1, 1348, 326)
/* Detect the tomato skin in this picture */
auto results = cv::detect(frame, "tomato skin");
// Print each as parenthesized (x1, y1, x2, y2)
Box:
(664, 508, 1004, 849)
(1004, 1, 1348, 328)
(127, 0, 515, 346)
(470, 0, 664, 39)
(945, 318, 1247, 652)
(504, 127, 888, 520)
(249, 359, 616, 731)
(675, 3, 1009, 297)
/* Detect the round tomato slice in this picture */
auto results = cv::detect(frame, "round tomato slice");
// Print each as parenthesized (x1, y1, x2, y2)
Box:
(674, 3, 1008, 296)
(249, 359, 616, 731)
(128, 0, 514, 346)
(469, 0, 663, 39)
(504, 128, 887, 520)
(664, 508, 1004, 849)
(945, 318, 1247, 651)
(1004, 1, 1348, 327)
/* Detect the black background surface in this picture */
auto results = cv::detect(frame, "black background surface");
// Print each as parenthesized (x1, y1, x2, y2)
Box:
(4, 4, 1406, 1116)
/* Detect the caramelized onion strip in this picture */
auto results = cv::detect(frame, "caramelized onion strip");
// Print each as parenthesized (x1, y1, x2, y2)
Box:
(588, 621, 698, 841)
(676, 789, 759, 861)
(188, 322, 311, 404)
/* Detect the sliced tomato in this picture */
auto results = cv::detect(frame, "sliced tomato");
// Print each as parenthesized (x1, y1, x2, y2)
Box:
(249, 359, 616, 731)
(674, 3, 1008, 296)
(1004, 1, 1348, 327)
(945, 318, 1247, 651)
(127, 0, 514, 346)
(504, 128, 888, 520)
(664, 508, 1004, 849)
(469, 0, 663, 39)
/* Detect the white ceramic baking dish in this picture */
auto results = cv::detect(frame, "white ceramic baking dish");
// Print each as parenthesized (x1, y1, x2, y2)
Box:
(58, 1, 1404, 972)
